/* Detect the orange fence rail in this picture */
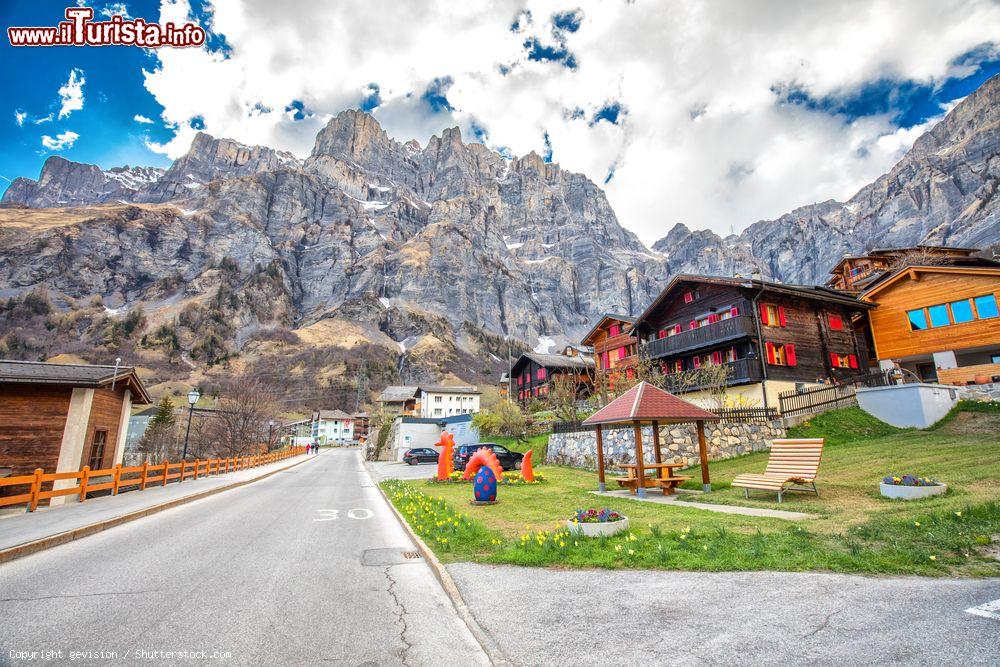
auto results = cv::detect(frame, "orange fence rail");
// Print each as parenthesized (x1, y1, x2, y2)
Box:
(0, 446, 308, 513)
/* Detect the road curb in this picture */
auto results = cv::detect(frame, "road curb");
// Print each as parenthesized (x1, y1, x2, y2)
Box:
(364, 459, 512, 667)
(0, 454, 318, 565)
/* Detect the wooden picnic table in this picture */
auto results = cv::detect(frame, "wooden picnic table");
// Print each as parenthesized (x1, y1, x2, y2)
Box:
(615, 462, 691, 495)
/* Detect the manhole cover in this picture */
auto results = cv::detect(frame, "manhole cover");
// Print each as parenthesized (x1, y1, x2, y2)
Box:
(361, 548, 423, 566)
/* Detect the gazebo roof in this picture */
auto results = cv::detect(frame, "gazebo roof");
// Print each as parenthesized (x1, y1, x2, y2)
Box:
(582, 381, 720, 425)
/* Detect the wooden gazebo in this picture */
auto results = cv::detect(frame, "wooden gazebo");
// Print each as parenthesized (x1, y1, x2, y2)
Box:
(583, 381, 721, 498)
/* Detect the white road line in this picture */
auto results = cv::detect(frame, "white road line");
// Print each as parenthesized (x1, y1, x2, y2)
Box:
(965, 598, 1000, 620)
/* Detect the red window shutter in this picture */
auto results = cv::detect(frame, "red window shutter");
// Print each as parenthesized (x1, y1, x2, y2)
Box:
(849, 354, 859, 369)
(626, 367, 635, 379)
(693, 356, 701, 368)
(729, 346, 737, 362)
(602, 351, 609, 368)
(684, 291, 693, 303)
(830, 352, 839, 367)
(759, 303, 769, 325)
(676, 360, 683, 373)
(609, 324, 620, 336)
(765, 342, 776, 365)
(689, 320, 696, 330)
(674, 324, 682, 334)
(533, 387, 539, 397)
(829, 314, 843, 331)
(617, 347, 626, 360)
(777, 306, 787, 327)
(712, 350, 722, 364)
(708, 314, 717, 324)
(730, 306, 739, 317)
(785, 344, 797, 366)
(537, 368, 547, 380)
(658, 329, 667, 339)
(517, 376, 522, 386)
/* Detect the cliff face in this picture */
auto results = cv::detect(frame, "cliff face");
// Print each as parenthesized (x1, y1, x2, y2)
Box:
(653, 74, 1000, 283)
(1, 74, 997, 390)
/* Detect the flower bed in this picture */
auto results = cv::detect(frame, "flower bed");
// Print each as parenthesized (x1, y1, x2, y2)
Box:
(880, 474, 947, 500)
(567, 508, 628, 537)
(426, 471, 546, 485)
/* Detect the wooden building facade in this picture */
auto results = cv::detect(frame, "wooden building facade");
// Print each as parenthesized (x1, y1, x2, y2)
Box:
(631, 276, 873, 408)
(0, 360, 151, 503)
(826, 245, 977, 292)
(580, 314, 638, 378)
(510, 352, 595, 404)
(859, 264, 1000, 384)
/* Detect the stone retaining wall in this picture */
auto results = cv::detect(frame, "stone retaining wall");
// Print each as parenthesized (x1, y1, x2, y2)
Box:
(956, 382, 1000, 402)
(546, 420, 786, 470)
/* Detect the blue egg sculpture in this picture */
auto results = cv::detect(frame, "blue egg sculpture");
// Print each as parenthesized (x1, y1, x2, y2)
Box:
(473, 466, 497, 503)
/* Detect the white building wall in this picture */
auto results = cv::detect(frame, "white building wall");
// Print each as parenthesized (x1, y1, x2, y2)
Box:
(420, 391, 481, 418)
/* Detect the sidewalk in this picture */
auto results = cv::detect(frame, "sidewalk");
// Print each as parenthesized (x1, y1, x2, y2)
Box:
(0, 453, 315, 558)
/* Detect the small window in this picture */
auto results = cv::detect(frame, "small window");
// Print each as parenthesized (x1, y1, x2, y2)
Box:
(974, 294, 999, 319)
(928, 304, 950, 328)
(435, 396, 443, 403)
(608, 324, 620, 337)
(88, 430, 108, 470)
(907, 309, 927, 331)
(950, 300, 974, 324)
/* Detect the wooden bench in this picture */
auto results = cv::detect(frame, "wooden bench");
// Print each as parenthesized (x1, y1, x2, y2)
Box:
(731, 438, 824, 503)
(615, 463, 692, 495)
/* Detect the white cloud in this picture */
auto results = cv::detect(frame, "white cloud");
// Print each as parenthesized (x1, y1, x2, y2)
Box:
(101, 3, 132, 19)
(14, 110, 27, 127)
(57, 69, 86, 120)
(41, 130, 80, 151)
(133, 114, 155, 124)
(143, 0, 1000, 243)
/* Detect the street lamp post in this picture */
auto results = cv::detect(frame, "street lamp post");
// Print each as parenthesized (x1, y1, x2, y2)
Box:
(268, 419, 276, 451)
(182, 389, 200, 460)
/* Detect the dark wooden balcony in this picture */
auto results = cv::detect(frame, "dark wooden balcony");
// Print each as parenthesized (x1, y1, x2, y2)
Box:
(662, 357, 764, 394)
(644, 315, 757, 359)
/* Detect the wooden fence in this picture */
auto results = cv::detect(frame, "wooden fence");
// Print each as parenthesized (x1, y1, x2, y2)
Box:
(777, 370, 894, 417)
(714, 407, 780, 423)
(0, 446, 307, 513)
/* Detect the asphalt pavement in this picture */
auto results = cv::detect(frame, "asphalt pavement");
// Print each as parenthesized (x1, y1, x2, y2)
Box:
(448, 563, 1000, 666)
(0, 449, 488, 666)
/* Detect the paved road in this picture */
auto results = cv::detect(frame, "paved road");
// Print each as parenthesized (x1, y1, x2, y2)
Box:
(0, 449, 488, 666)
(449, 563, 1000, 666)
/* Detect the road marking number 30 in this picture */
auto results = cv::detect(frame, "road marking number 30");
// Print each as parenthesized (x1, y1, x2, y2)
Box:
(314, 508, 374, 521)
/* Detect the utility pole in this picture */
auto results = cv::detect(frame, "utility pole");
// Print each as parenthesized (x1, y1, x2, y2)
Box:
(354, 361, 368, 414)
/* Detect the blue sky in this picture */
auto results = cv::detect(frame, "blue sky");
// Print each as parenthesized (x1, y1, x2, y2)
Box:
(1, 1, 999, 242)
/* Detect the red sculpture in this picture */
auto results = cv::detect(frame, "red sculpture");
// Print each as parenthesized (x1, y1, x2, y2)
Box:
(436, 431, 455, 481)
(521, 448, 535, 482)
(463, 446, 504, 481)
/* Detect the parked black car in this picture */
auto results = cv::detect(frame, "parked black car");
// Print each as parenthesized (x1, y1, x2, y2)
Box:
(402, 447, 439, 465)
(453, 443, 523, 471)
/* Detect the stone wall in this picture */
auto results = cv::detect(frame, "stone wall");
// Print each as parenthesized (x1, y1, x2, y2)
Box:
(545, 420, 786, 470)
(956, 382, 1000, 402)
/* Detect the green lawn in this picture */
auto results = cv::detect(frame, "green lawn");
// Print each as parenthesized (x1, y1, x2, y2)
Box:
(383, 406, 1000, 576)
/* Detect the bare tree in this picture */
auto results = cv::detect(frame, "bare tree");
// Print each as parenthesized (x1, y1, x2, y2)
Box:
(201, 375, 279, 458)
(887, 248, 957, 272)
(546, 372, 582, 422)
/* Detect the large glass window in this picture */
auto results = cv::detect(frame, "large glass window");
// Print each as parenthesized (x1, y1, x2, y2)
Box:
(928, 304, 950, 328)
(907, 309, 927, 331)
(950, 299, 974, 324)
(974, 294, 999, 319)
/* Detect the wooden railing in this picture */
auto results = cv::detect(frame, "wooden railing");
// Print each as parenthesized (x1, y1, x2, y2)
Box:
(715, 407, 780, 423)
(662, 357, 764, 394)
(0, 446, 307, 513)
(644, 315, 757, 359)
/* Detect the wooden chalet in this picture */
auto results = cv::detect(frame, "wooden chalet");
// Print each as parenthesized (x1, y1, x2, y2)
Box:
(580, 314, 638, 380)
(826, 245, 978, 292)
(630, 275, 874, 408)
(858, 262, 1000, 384)
(0, 360, 151, 504)
(510, 352, 595, 404)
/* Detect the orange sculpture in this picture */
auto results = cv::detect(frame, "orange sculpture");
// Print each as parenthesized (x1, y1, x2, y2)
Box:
(463, 446, 504, 481)
(521, 449, 535, 482)
(436, 431, 455, 481)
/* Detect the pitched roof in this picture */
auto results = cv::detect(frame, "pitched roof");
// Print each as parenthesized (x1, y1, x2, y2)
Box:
(0, 359, 151, 404)
(580, 313, 636, 346)
(511, 352, 595, 375)
(316, 409, 353, 420)
(378, 385, 420, 402)
(582, 381, 719, 425)
(859, 264, 1000, 300)
(421, 385, 481, 395)
(632, 273, 870, 330)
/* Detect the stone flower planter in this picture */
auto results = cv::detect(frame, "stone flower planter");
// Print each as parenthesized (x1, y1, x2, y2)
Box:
(879, 482, 947, 500)
(566, 516, 629, 537)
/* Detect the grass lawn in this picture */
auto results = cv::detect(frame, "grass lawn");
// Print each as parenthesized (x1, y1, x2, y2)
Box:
(382, 405, 1000, 576)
